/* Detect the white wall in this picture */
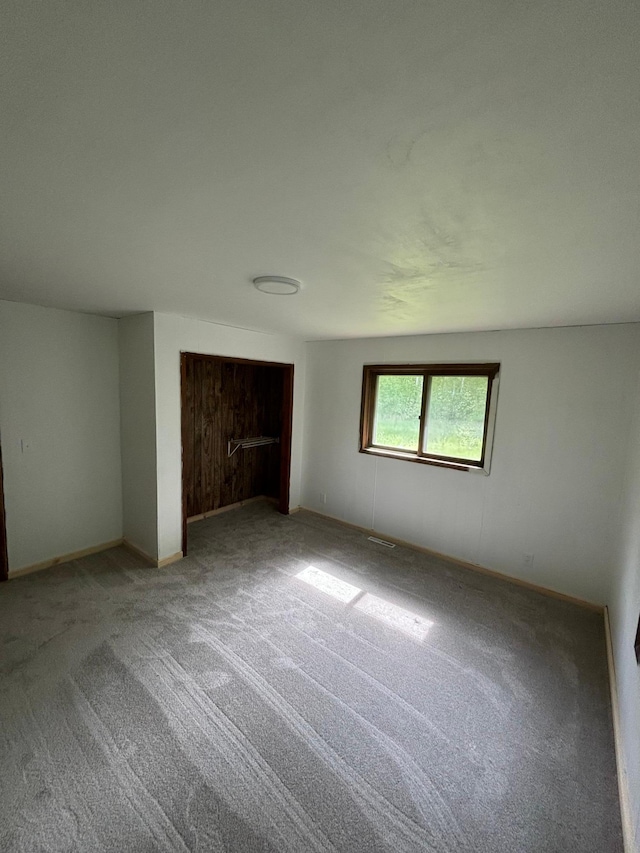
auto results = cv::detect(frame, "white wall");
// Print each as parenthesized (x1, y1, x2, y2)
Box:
(119, 313, 158, 559)
(609, 359, 640, 850)
(302, 324, 640, 605)
(0, 300, 122, 571)
(153, 313, 305, 561)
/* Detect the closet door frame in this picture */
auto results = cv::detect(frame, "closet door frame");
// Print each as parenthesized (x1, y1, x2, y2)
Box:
(0, 435, 8, 581)
(180, 352, 295, 557)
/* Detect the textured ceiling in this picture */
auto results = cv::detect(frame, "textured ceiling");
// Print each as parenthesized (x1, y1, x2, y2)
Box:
(1, 1, 639, 339)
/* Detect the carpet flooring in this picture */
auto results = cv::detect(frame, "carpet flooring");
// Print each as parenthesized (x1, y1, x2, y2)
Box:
(0, 502, 622, 852)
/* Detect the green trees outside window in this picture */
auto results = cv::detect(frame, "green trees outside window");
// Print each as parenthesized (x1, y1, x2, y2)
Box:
(373, 375, 423, 451)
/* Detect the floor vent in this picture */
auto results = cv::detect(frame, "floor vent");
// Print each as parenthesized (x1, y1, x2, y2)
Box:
(367, 536, 396, 548)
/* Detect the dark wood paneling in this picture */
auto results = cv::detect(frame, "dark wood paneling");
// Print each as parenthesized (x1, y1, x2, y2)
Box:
(193, 356, 203, 515)
(0, 437, 8, 581)
(182, 354, 286, 521)
(202, 357, 215, 513)
(180, 354, 189, 553)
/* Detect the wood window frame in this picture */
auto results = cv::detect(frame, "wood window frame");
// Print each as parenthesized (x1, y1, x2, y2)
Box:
(359, 363, 500, 473)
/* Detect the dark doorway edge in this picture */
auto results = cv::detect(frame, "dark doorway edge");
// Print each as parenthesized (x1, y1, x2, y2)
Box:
(0, 436, 9, 581)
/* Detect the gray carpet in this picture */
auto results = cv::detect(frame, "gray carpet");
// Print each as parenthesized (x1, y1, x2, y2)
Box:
(0, 502, 622, 852)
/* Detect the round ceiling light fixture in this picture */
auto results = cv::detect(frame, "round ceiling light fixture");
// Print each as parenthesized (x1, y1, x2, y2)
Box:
(252, 275, 301, 295)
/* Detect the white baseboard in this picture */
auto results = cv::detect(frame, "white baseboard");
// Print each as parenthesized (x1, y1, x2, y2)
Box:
(158, 551, 183, 568)
(123, 539, 183, 569)
(8, 536, 184, 577)
(9, 538, 124, 579)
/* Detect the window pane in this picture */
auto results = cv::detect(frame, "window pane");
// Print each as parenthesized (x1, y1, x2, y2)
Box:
(424, 375, 489, 461)
(373, 374, 423, 451)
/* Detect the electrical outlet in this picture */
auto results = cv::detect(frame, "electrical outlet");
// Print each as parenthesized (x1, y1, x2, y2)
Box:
(522, 553, 534, 569)
(321, 492, 327, 505)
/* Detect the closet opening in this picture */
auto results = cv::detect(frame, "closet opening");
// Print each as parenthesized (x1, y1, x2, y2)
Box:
(180, 353, 294, 557)
(0, 435, 8, 581)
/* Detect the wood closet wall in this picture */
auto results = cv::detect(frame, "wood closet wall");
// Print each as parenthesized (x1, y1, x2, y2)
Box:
(182, 354, 285, 519)
(0, 439, 8, 581)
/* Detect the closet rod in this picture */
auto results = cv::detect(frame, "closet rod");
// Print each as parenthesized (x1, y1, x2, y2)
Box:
(227, 436, 280, 458)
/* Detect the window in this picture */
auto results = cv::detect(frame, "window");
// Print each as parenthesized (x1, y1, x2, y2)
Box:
(360, 363, 500, 472)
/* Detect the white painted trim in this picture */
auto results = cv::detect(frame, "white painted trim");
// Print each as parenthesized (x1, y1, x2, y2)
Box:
(8, 539, 124, 579)
(481, 372, 500, 475)
(123, 538, 183, 569)
(158, 551, 183, 568)
(604, 606, 636, 852)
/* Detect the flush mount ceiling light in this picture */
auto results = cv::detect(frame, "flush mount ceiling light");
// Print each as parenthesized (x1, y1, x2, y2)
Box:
(252, 275, 301, 295)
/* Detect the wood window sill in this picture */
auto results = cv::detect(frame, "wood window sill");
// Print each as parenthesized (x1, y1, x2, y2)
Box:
(359, 446, 479, 472)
